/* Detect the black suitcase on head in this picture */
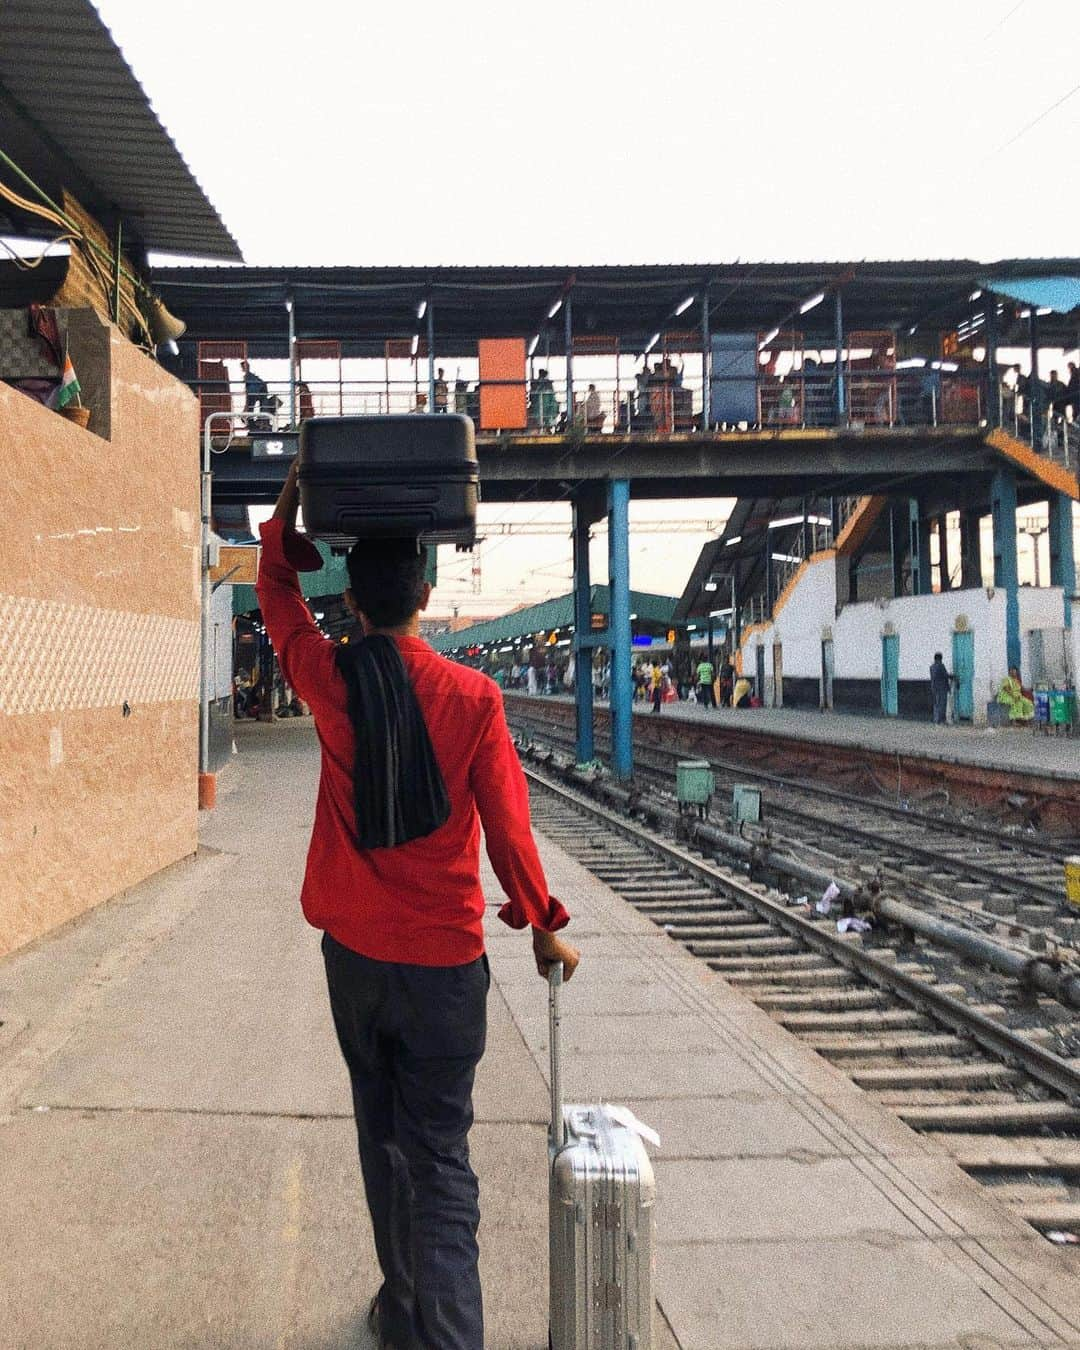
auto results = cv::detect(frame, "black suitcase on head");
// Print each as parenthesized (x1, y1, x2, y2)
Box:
(297, 414, 478, 548)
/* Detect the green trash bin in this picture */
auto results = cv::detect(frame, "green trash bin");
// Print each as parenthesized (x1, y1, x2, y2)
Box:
(731, 783, 763, 826)
(1049, 689, 1075, 726)
(676, 760, 714, 814)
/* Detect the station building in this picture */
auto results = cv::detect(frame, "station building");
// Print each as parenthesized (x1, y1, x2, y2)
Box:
(3, 0, 1079, 964)
(0, 2, 239, 955)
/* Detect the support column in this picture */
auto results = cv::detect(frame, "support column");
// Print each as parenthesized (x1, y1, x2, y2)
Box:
(1048, 492, 1076, 628)
(909, 499, 931, 596)
(701, 290, 711, 429)
(571, 494, 594, 764)
(763, 531, 774, 614)
(935, 514, 951, 591)
(1028, 310, 1042, 448)
(985, 295, 999, 428)
(286, 293, 297, 426)
(959, 509, 982, 588)
(834, 290, 846, 424)
(889, 502, 905, 596)
(564, 298, 574, 426)
(608, 479, 633, 781)
(991, 468, 1021, 672)
(426, 304, 436, 415)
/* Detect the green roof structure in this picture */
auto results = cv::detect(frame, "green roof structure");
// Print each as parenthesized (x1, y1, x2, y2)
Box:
(429, 586, 679, 653)
(231, 540, 350, 617)
(232, 541, 435, 617)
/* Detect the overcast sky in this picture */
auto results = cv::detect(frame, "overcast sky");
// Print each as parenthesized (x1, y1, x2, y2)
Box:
(94, 0, 1080, 614)
(95, 0, 1080, 267)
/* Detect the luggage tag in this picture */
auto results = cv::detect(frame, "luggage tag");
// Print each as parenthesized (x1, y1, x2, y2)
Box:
(605, 1104, 661, 1150)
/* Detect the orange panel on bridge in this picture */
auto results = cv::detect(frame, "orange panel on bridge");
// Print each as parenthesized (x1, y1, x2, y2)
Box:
(478, 339, 526, 430)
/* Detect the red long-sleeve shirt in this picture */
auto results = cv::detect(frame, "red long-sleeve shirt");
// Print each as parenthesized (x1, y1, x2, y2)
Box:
(255, 518, 569, 965)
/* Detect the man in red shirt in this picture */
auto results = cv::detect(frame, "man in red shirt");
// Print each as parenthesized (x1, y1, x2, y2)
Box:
(256, 459, 579, 1350)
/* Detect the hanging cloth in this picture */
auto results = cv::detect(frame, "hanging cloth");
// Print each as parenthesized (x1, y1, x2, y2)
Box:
(334, 635, 450, 850)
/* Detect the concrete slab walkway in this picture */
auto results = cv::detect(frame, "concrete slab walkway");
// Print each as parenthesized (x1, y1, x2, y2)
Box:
(0, 719, 1077, 1349)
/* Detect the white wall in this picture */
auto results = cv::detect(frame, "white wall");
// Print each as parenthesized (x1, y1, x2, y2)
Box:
(741, 552, 1070, 721)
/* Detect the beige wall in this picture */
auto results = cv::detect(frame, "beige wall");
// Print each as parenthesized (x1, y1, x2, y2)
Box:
(0, 315, 200, 957)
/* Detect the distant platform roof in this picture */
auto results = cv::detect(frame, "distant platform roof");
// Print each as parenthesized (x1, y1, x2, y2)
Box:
(430, 585, 679, 653)
(0, 0, 241, 260)
(152, 258, 1080, 350)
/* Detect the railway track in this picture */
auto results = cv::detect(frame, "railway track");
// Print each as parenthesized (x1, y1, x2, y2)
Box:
(523, 761, 1080, 1245)
(508, 709, 1080, 952)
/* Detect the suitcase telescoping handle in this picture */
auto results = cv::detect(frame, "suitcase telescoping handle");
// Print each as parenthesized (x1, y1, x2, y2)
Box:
(548, 963, 565, 1149)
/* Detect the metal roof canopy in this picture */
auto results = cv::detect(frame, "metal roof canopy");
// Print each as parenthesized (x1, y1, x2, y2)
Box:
(153, 259, 1080, 353)
(0, 0, 240, 261)
(983, 275, 1080, 316)
(429, 585, 678, 653)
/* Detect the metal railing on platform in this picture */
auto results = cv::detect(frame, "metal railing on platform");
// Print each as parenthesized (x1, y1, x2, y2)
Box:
(191, 368, 990, 438)
(996, 384, 1079, 469)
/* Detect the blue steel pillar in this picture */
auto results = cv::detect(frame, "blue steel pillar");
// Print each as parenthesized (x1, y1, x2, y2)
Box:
(834, 290, 846, 424)
(991, 468, 1021, 672)
(1048, 492, 1076, 628)
(608, 479, 633, 780)
(571, 493, 594, 764)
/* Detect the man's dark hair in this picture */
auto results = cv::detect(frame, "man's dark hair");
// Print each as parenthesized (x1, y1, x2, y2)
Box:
(346, 538, 428, 628)
(933, 651, 942, 662)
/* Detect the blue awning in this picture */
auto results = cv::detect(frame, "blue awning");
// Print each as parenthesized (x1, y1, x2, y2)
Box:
(983, 275, 1080, 315)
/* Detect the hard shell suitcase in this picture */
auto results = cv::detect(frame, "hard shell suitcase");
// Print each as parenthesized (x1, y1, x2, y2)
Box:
(548, 965, 657, 1350)
(297, 414, 478, 548)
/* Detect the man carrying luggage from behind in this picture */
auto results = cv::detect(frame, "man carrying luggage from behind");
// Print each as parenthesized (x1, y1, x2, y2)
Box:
(257, 458, 580, 1350)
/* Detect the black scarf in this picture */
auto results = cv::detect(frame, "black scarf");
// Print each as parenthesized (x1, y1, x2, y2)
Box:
(334, 635, 451, 850)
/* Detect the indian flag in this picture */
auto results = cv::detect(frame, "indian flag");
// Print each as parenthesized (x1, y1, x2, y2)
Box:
(52, 354, 81, 410)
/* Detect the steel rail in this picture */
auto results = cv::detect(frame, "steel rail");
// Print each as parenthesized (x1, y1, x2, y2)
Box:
(509, 713, 1070, 903)
(507, 705, 1076, 860)
(523, 763, 1080, 1103)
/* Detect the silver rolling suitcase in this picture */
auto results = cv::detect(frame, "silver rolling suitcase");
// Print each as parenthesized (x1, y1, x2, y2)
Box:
(548, 964, 658, 1350)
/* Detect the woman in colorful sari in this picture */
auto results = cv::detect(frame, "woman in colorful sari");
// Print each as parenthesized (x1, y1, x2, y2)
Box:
(996, 667, 1034, 721)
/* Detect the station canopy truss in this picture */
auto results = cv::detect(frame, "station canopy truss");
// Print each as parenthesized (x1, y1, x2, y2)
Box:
(152, 258, 1080, 356)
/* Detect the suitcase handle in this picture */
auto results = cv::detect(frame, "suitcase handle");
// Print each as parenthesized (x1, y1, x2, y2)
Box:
(548, 963, 565, 1149)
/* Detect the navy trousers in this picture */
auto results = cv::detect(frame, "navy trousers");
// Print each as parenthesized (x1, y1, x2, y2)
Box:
(321, 933, 488, 1350)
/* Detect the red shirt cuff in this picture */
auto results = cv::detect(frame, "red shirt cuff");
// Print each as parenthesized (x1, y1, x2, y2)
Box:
(497, 894, 571, 933)
(259, 518, 325, 572)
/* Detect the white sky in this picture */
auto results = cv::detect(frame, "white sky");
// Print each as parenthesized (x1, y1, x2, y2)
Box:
(94, 0, 1080, 614)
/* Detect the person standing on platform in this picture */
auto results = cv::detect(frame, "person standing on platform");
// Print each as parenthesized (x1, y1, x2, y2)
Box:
(929, 651, 951, 725)
(696, 655, 716, 708)
(650, 661, 663, 714)
(256, 459, 580, 1350)
(434, 368, 449, 413)
(241, 358, 271, 431)
(718, 654, 735, 708)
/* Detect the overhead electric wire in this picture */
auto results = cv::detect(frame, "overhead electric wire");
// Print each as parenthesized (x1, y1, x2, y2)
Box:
(991, 78, 1080, 156)
(983, 0, 1027, 40)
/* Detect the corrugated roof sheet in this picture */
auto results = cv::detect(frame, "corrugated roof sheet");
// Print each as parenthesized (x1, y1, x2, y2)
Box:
(0, 0, 240, 260)
(428, 586, 679, 652)
(983, 275, 1080, 315)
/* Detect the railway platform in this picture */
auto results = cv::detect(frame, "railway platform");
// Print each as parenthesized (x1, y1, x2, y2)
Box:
(510, 691, 1080, 783)
(0, 720, 1077, 1348)
(506, 692, 1080, 831)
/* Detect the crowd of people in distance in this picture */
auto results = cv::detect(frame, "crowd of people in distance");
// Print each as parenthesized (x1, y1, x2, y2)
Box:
(471, 643, 765, 712)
